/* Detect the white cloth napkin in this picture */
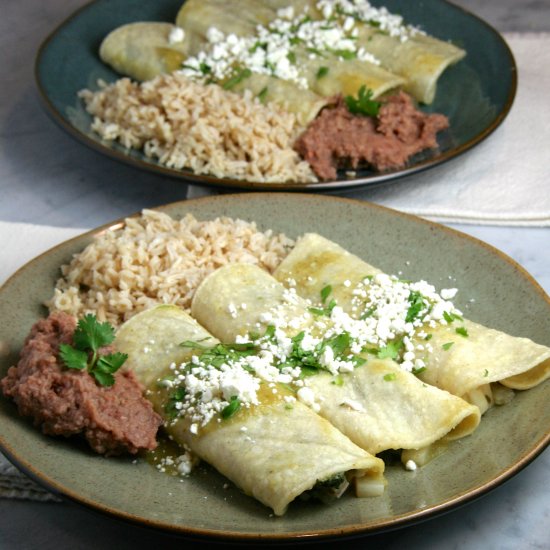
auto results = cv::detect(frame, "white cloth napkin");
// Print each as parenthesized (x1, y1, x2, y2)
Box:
(1, 221, 87, 501)
(187, 33, 550, 227)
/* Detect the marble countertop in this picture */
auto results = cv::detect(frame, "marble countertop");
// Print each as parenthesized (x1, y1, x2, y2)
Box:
(0, 1, 548, 548)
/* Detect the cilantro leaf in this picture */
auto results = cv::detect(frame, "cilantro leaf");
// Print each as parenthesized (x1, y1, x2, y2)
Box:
(72, 314, 114, 352)
(444, 311, 464, 323)
(406, 291, 426, 323)
(92, 370, 116, 387)
(412, 366, 427, 375)
(165, 387, 187, 419)
(383, 373, 397, 381)
(316, 66, 329, 79)
(320, 285, 333, 304)
(455, 326, 469, 337)
(223, 68, 252, 90)
(59, 315, 127, 387)
(258, 86, 268, 103)
(309, 298, 337, 317)
(377, 339, 403, 360)
(59, 344, 88, 370)
(344, 85, 381, 117)
(95, 352, 128, 374)
(221, 396, 241, 419)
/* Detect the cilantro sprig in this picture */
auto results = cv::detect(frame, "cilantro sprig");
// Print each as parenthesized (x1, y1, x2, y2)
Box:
(59, 314, 127, 387)
(309, 285, 337, 317)
(405, 291, 427, 323)
(344, 85, 381, 118)
(223, 68, 252, 90)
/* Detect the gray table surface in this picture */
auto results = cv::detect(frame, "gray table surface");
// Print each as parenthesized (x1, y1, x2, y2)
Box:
(1, 1, 549, 548)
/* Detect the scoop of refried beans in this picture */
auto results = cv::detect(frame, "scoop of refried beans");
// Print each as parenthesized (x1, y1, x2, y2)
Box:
(1, 311, 162, 455)
(294, 91, 449, 180)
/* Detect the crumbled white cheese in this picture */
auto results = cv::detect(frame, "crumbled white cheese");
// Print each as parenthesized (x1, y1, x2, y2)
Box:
(179, 1, 394, 90)
(160, 259, 462, 431)
(168, 26, 185, 45)
(297, 387, 320, 412)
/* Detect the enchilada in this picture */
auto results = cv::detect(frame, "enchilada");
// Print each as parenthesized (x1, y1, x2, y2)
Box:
(273, 233, 550, 410)
(190, 264, 480, 459)
(114, 304, 385, 515)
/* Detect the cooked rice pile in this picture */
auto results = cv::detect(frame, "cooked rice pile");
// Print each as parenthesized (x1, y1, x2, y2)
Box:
(47, 209, 295, 327)
(79, 74, 317, 183)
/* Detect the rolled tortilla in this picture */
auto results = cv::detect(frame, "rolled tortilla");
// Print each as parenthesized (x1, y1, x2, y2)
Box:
(176, 0, 465, 104)
(273, 233, 550, 402)
(351, 24, 466, 105)
(98, 18, 330, 125)
(190, 264, 480, 456)
(99, 22, 190, 82)
(114, 304, 384, 515)
(175, 0, 406, 100)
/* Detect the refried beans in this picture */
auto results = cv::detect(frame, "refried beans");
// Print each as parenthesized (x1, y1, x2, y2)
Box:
(294, 91, 449, 180)
(1, 311, 161, 455)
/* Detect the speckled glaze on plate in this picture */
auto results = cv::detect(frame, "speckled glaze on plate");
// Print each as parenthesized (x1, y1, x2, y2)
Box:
(0, 194, 548, 543)
(34, 0, 517, 192)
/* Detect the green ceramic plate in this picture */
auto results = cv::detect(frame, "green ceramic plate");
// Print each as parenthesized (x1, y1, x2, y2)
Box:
(0, 194, 548, 543)
(35, 0, 516, 191)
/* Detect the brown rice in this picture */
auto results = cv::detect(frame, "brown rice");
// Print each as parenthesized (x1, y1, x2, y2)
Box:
(47, 209, 295, 327)
(79, 74, 317, 183)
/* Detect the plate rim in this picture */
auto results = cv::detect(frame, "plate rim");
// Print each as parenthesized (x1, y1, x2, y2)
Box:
(33, 0, 518, 192)
(0, 193, 548, 542)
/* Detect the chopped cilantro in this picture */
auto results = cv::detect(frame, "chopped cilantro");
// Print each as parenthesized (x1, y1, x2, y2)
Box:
(164, 387, 186, 419)
(344, 85, 381, 117)
(59, 314, 127, 387)
(320, 284, 333, 304)
(248, 41, 267, 54)
(442, 342, 454, 351)
(405, 291, 426, 323)
(264, 60, 276, 73)
(332, 375, 345, 386)
(199, 62, 212, 75)
(306, 46, 325, 57)
(287, 51, 297, 64)
(180, 340, 212, 351)
(258, 86, 269, 103)
(322, 332, 351, 357)
(221, 396, 241, 419)
(331, 48, 357, 60)
(290, 15, 312, 33)
(455, 327, 469, 337)
(412, 366, 426, 375)
(309, 298, 337, 317)
(377, 339, 403, 360)
(316, 66, 329, 79)
(360, 307, 376, 320)
(383, 373, 397, 381)
(223, 68, 252, 89)
(444, 311, 464, 323)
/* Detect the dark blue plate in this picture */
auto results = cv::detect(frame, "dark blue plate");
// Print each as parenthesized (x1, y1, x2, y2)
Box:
(35, 0, 516, 190)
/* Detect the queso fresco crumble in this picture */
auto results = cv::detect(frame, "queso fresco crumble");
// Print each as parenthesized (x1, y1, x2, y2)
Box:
(180, 0, 423, 90)
(157, 274, 464, 439)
